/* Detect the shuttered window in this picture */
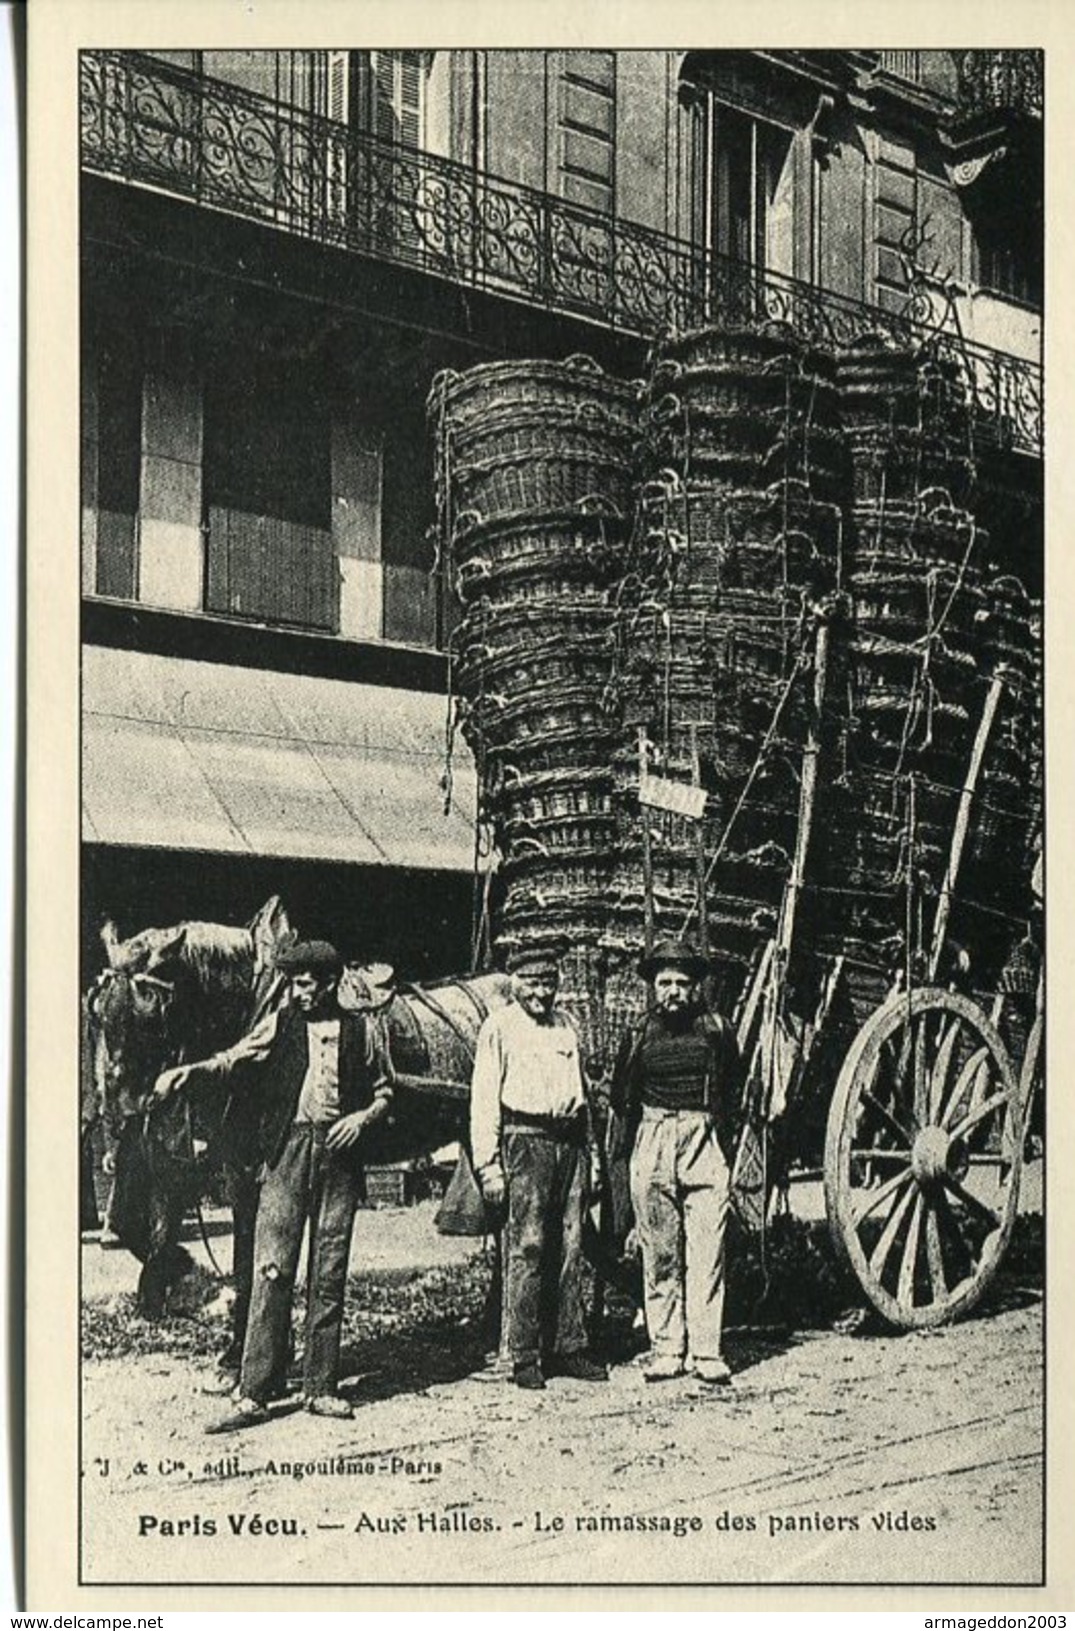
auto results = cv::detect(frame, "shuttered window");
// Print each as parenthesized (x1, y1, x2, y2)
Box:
(327, 50, 349, 124)
(369, 51, 425, 147)
(203, 373, 337, 632)
(94, 340, 142, 600)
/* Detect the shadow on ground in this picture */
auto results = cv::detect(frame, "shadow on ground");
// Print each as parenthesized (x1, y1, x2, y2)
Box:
(81, 1211, 1044, 1391)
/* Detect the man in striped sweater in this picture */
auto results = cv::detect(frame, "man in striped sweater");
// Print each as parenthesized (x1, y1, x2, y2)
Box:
(610, 938, 743, 1385)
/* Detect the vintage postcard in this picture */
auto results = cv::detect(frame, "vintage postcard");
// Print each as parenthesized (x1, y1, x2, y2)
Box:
(24, 0, 1074, 1609)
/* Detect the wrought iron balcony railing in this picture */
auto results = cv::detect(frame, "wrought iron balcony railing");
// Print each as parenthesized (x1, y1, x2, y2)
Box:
(80, 50, 1042, 458)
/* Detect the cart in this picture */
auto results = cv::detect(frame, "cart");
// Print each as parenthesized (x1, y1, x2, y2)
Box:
(720, 648, 1043, 1331)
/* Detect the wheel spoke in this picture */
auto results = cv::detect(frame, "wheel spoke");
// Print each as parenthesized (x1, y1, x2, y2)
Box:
(896, 1191, 924, 1309)
(852, 1166, 912, 1225)
(941, 1173, 1002, 1233)
(933, 1185, 974, 1290)
(925, 1204, 947, 1303)
(913, 1013, 930, 1127)
(868, 1178, 917, 1280)
(938, 1044, 990, 1130)
(860, 1087, 915, 1147)
(928, 1016, 962, 1122)
(949, 1091, 1010, 1142)
(850, 1146, 911, 1163)
(882, 1024, 915, 1119)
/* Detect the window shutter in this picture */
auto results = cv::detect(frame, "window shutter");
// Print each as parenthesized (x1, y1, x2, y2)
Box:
(327, 50, 349, 124)
(398, 54, 423, 147)
(370, 50, 425, 147)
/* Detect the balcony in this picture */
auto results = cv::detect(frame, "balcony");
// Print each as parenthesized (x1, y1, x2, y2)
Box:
(80, 50, 1042, 458)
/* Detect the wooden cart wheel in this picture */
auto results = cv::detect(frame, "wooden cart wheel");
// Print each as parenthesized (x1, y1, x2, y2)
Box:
(825, 987, 1022, 1329)
(1018, 1010, 1043, 1142)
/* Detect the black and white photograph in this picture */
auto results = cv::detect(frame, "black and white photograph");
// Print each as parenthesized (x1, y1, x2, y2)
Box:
(31, 15, 1055, 1599)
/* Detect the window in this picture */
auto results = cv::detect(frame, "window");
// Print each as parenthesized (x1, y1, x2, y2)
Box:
(368, 51, 426, 147)
(93, 340, 142, 600)
(973, 215, 1042, 308)
(708, 104, 795, 275)
(203, 372, 337, 632)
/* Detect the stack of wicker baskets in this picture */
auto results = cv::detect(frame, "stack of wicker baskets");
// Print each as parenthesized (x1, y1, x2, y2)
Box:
(427, 328, 1041, 1062)
(427, 357, 637, 1066)
(829, 337, 1039, 984)
(606, 326, 844, 1003)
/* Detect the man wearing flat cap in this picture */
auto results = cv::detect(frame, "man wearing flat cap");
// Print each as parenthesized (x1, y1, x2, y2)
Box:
(470, 942, 607, 1390)
(610, 937, 743, 1385)
(153, 939, 393, 1428)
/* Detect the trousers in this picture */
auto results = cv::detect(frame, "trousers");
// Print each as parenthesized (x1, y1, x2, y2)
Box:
(240, 1124, 361, 1403)
(502, 1125, 588, 1368)
(630, 1106, 730, 1364)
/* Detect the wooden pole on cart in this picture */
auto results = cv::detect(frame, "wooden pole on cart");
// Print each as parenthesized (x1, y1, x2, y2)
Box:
(732, 616, 830, 1233)
(927, 670, 1006, 983)
(690, 724, 709, 967)
(639, 728, 655, 955)
(775, 615, 831, 973)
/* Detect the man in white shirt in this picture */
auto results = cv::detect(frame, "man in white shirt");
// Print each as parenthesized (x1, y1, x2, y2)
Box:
(153, 940, 392, 1430)
(470, 943, 606, 1390)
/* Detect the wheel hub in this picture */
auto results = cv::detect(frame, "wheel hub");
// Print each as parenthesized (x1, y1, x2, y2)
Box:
(911, 1125, 969, 1187)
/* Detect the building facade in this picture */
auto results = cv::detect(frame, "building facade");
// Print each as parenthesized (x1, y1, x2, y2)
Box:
(78, 47, 1043, 977)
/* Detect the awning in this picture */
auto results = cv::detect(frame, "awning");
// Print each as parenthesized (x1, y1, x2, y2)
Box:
(82, 646, 479, 872)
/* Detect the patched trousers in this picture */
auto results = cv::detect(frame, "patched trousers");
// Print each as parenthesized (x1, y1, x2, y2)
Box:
(630, 1107, 730, 1364)
(502, 1123, 588, 1368)
(241, 1124, 361, 1404)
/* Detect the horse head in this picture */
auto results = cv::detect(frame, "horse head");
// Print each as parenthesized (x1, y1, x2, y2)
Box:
(89, 925, 191, 1122)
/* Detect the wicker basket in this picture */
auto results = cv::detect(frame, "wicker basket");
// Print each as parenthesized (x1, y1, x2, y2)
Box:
(428, 355, 637, 436)
(453, 448, 633, 526)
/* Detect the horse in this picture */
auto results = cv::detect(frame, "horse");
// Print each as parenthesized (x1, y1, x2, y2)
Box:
(86, 901, 513, 1364)
(86, 898, 294, 1360)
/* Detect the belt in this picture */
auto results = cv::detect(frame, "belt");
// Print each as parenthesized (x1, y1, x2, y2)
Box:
(503, 1106, 587, 1138)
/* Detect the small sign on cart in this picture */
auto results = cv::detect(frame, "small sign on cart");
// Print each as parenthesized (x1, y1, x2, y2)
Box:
(638, 772, 708, 820)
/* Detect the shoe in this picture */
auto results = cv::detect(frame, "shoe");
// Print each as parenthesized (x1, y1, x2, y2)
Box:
(553, 1352, 608, 1382)
(693, 1356, 732, 1385)
(205, 1395, 268, 1435)
(642, 1355, 686, 1382)
(306, 1394, 354, 1419)
(513, 1362, 546, 1391)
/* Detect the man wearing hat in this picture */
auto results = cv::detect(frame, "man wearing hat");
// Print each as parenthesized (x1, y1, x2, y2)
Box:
(153, 939, 393, 1428)
(610, 937, 743, 1385)
(470, 942, 607, 1390)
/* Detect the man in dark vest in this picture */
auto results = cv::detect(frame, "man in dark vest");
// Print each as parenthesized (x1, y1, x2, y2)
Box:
(152, 940, 392, 1430)
(610, 938, 742, 1385)
(470, 942, 607, 1391)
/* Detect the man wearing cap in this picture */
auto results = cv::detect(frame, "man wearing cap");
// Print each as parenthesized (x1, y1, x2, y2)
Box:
(152, 940, 392, 1428)
(610, 937, 742, 1385)
(470, 943, 607, 1390)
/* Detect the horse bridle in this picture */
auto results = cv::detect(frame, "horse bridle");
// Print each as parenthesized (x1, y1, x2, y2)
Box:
(90, 965, 230, 1276)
